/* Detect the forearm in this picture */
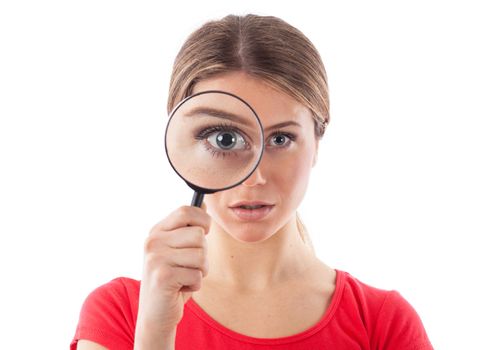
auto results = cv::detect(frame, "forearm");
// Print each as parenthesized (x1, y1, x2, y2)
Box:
(134, 323, 177, 350)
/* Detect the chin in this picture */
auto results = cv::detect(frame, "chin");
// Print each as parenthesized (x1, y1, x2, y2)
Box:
(224, 222, 275, 243)
(215, 219, 274, 243)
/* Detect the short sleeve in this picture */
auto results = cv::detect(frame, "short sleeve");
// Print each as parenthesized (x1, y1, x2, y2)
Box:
(371, 290, 433, 350)
(70, 278, 135, 350)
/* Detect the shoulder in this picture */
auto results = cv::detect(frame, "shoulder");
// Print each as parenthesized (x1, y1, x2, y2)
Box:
(338, 270, 393, 317)
(70, 277, 141, 350)
(371, 289, 432, 350)
(336, 270, 433, 350)
(80, 277, 140, 319)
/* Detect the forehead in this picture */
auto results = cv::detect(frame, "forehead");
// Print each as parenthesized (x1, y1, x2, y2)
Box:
(192, 72, 313, 128)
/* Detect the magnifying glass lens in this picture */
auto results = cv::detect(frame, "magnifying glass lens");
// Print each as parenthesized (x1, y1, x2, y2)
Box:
(165, 91, 264, 192)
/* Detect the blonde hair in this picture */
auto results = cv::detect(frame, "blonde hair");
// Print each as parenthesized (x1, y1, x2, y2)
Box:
(168, 14, 329, 252)
(296, 211, 315, 253)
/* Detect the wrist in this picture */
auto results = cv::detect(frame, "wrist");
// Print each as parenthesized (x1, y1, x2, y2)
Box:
(134, 321, 177, 350)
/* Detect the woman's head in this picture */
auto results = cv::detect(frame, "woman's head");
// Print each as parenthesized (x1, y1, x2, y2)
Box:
(168, 14, 329, 138)
(167, 14, 329, 245)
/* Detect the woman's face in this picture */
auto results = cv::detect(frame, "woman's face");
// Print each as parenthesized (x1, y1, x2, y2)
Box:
(192, 71, 319, 243)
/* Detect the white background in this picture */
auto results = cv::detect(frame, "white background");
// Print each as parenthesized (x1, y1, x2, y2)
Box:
(0, 0, 502, 349)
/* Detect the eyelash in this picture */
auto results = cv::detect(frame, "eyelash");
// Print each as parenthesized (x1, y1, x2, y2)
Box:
(194, 122, 296, 158)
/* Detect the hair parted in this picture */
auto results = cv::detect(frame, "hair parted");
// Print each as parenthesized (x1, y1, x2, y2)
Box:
(168, 14, 330, 139)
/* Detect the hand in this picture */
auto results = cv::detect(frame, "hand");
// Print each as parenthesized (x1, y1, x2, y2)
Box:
(135, 204, 211, 337)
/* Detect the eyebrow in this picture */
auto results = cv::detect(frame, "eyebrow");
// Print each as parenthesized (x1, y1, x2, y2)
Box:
(184, 107, 302, 131)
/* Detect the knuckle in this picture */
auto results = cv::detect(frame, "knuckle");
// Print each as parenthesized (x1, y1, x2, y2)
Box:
(143, 235, 158, 252)
(178, 205, 192, 218)
(149, 216, 171, 234)
(143, 252, 161, 269)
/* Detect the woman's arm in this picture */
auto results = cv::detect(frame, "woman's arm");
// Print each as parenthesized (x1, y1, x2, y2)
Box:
(74, 328, 177, 350)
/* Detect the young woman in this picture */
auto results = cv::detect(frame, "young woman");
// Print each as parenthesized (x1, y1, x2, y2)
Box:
(71, 14, 433, 350)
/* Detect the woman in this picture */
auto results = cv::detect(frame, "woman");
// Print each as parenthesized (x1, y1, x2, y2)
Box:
(71, 14, 433, 350)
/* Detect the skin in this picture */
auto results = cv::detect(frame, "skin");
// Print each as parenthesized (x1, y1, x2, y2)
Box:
(191, 71, 327, 292)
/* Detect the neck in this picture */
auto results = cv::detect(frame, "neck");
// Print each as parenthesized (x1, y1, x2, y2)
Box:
(204, 214, 317, 292)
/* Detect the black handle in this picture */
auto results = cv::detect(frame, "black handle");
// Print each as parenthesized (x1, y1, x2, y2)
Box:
(191, 191, 205, 207)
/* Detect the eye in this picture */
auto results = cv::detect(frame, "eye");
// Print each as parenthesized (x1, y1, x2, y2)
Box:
(267, 131, 296, 148)
(207, 130, 247, 151)
(195, 123, 250, 158)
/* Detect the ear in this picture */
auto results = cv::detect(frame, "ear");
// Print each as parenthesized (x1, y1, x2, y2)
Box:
(312, 140, 319, 167)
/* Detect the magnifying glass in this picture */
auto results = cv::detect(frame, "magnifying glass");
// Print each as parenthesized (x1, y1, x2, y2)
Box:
(165, 90, 265, 207)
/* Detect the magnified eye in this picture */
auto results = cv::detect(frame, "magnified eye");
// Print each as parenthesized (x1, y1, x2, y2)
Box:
(195, 123, 250, 158)
(208, 130, 247, 151)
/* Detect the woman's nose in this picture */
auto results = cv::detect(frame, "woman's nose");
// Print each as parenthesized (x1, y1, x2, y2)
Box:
(241, 164, 267, 187)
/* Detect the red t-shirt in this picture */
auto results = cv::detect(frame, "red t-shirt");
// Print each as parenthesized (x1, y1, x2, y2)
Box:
(70, 269, 433, 349)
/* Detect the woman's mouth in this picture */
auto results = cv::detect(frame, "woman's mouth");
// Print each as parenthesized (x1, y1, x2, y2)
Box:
(229, 202, 275, 221)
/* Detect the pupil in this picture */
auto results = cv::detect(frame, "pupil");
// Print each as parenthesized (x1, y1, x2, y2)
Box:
(274, 135, 285, 144)
(217, 132, 236, 149)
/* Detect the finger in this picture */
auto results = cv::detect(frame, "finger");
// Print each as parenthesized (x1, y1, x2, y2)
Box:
(167, 248, 209, 278)
(151, 206, 211, 234)
(168, 247, 207, 270)
(171, 266, 203, 291)
(165, 226, 208, 249)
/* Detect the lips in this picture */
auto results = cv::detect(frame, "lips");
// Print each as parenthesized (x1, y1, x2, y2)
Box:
(229, 201, 274, 208)
(230, 202, 274, 221)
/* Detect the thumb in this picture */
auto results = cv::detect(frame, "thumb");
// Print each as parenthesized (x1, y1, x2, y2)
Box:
(200, 200, 207, 212)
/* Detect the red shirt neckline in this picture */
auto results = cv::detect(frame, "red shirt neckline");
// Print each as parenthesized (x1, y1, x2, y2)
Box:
(185, 268, 345, 345)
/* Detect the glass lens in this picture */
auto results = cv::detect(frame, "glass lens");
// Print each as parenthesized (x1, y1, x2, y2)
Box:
(165, 91, 264, 191)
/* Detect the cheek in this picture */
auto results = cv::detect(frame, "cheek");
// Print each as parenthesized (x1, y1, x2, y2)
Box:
(270, 151, 313, 201)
